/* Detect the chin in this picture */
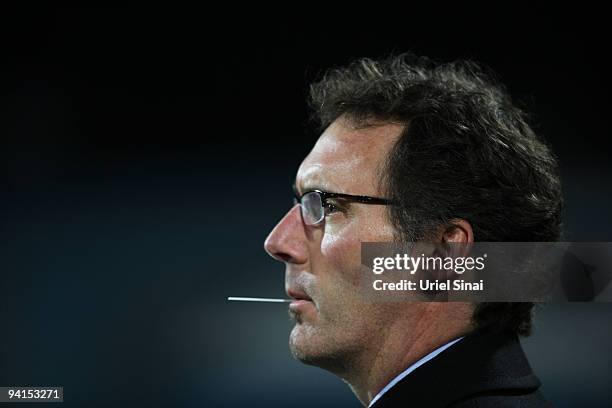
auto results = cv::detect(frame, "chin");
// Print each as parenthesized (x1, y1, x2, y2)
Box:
(289, 323, 324, 362)
(288, 324, 348, 373)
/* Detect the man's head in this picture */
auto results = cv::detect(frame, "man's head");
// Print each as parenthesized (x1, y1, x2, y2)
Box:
(264, 53, 562, 374)
(264, 117, 473, 377)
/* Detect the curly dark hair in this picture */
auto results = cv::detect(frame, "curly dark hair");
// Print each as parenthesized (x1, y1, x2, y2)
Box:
(308, 53, 563, 336)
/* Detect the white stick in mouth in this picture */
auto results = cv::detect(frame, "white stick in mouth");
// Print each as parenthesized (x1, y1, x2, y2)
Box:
(227, 297, 291, 303)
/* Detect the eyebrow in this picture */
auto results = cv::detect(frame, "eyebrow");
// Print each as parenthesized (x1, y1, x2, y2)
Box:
(293, 180, 333, 197)
(293, 182, 319, 196)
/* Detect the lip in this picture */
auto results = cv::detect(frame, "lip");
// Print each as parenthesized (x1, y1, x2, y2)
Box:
(287, 288, 312, 301)
(287, 288, 314, 311)
(289, 299, 312, 308)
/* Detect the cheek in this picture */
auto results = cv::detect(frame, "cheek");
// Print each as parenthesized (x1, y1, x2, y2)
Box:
(314, 211, 394, 289)
(319, 226, 362, 286)
(319, 210, 393, 264)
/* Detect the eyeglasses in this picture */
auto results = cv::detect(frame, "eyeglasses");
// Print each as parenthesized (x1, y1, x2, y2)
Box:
(293, 187, 394, 225)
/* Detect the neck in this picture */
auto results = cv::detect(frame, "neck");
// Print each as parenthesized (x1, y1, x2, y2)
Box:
(340, 311, 472, 407)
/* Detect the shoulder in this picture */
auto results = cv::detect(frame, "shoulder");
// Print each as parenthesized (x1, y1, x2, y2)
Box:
(373, 330, 552, 408)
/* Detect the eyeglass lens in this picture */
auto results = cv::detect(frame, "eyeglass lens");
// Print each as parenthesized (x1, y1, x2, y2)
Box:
(298, 191, 324, 225)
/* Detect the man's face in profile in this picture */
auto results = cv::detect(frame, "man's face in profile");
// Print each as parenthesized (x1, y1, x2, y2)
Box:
(265, 118, 419, 372)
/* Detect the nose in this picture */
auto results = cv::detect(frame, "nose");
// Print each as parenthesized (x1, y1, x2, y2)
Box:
(264, 204, 308, 264)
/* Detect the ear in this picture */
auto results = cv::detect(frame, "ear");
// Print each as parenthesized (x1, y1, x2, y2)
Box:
(417, 219, 474, 299)
(441, 219, 474, 244)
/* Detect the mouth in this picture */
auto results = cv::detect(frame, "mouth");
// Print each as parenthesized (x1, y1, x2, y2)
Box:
(287, 288, 315, 312)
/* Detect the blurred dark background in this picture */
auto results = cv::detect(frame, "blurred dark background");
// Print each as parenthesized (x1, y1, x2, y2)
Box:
(1, 6, 611, 407)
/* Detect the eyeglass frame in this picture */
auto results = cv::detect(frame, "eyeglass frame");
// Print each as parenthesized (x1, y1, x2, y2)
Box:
(292, 185, 395, 225)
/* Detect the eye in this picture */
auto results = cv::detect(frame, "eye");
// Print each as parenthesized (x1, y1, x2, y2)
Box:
(323, 199, 344, 215)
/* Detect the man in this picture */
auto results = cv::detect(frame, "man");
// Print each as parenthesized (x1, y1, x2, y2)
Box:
(264, 53, 561, 407)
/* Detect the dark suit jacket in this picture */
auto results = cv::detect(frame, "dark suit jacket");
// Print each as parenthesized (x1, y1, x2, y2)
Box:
(372, 330, 552, 407)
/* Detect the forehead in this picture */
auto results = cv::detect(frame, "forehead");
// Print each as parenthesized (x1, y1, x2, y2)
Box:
(296, 118, 404, 194)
